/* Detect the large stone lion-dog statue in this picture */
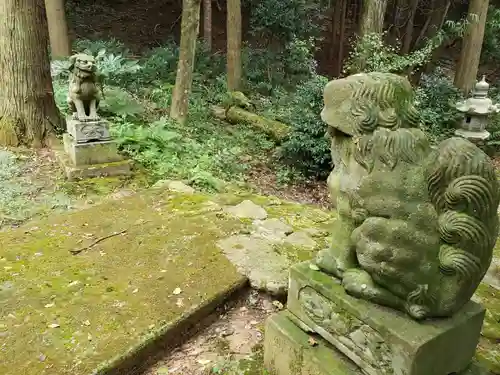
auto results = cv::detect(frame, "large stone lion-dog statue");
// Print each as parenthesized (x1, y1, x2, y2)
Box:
(67, 53, 101, 122)
(315, 72, 500, 320)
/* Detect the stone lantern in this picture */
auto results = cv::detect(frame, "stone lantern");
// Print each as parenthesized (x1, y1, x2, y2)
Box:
(455, 76, 500, 142)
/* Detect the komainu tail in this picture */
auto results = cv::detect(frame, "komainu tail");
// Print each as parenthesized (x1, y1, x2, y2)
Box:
(426, 137, 500, 288)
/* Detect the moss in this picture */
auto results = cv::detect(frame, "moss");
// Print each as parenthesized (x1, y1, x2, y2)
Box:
(493, 237, 500, 258)
(213, 192, 336, 232)
(272, 243, 317, 264)
(0, 189, 247, 375)
(58, 173, 149, 197)
(475, 284, 500, 373)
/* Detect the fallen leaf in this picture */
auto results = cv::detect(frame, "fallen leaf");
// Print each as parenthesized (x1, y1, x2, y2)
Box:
(83, 320, 91, 326)
(272, 300, 284, 310)
(156, 366, 169, 375)
(173, 287, 182, 295)
(176, 298, 184, 307)
(309, 263, 320, 271)
(308, 337, 318, 347)
(132, 288, 139, 294)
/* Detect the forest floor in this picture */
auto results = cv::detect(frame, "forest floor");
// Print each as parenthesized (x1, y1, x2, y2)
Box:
(0, 147, 329, 232)
(143, 291, 277, 375)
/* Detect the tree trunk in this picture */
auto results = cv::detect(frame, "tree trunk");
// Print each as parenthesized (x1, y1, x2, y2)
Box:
(170, 0, 202, 125)
(44, 0, 71, 58)
(401, 0, 420, 54)
(359, 0, 388, 37)
(227, 0, 242, 91)
(454, 0, 490, 94)
(0, 0, 64, 147)
(202, 0, 212, 50)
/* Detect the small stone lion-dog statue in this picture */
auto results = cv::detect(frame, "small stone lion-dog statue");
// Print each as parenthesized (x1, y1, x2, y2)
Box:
(67, 53, 101, 122)
(315, 72, 500, 320)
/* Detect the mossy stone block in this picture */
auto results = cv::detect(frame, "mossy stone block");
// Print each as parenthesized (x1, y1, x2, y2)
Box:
(0, 189, 247, 375)
(264, 311, 361, 375)
(287, 262, 485, 375)
(63, 133, 124, 166)
(55, 147, 132, 181)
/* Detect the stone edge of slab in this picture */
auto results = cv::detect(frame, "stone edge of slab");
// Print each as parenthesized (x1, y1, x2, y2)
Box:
(90, 276, 248, 375)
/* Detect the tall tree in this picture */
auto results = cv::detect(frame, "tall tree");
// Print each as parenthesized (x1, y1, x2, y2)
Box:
(227, 0, 242, 91)
(0, 0, 63, 147)
(202, 0, 212, 51)
(454, 0, 490, 94)
(401, 0, 420, 54)
(359, 0, 388, 37)
(44, 0, 71, 58)
(170, 0, 202, 124)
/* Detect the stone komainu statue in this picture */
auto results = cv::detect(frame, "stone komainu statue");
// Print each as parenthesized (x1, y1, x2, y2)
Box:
(67, 53, 101, 122)
(316, 72, 500, 320)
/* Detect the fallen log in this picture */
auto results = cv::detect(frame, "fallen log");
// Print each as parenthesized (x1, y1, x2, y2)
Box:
(225, 106, 290, 142)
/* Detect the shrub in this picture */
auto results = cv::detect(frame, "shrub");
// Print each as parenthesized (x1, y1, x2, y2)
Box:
(415, 68, 463, 143)
(275, 74, 331, 178)
(244, 37, 317, 94)
(246, 0, 328, 43)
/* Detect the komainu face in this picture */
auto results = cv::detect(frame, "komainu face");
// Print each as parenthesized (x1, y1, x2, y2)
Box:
(70, 53, 96, 73)
(315, 72, 500, 320)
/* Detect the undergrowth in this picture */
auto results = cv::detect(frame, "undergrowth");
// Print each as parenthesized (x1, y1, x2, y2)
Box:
(50, 30, 500, 190)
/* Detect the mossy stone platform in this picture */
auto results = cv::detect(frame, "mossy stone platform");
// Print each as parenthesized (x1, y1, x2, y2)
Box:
(264, 312, 487, 375)
(285, 262, 485, 375)
(0, 190, 247, 375)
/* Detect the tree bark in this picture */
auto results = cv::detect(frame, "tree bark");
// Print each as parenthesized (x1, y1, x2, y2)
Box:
(227, 0, 242, 91)
(359, 0, 388, 37)
(454, 0, 490, 94)
(0, 0, 64, 147)
(44, 0, 71, 58)
(170, 0, 202, 125)
(401, 0, 420, 54)
(202, 0, 212, 50)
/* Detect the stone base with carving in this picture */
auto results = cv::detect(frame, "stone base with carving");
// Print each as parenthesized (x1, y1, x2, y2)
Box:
(264, 310, 362, 375)
(56, 133, 132, 181)
(264, 261, 487, 375)
(66, 117, 111, 143)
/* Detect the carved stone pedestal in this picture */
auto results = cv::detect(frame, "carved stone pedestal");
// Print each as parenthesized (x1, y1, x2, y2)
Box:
(66, 117, 111, 143)
(265, 311, 361, 375)
(264, 262, 487, 375)
(56, 133, 132, 181)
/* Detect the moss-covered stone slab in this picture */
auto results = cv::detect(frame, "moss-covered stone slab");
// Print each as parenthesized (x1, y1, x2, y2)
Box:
(287, 262, 485, 375)
(215, 194, 335, 296)
(264, 311, 362, 375)
(0, 190, 247, 375)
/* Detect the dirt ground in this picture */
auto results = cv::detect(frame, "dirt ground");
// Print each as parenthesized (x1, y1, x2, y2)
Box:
(143, 291, 280, 375)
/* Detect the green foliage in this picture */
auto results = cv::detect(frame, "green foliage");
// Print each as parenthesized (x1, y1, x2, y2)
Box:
(244, 37, 317, 94)
(272, 74, 331, 178)
(414, 68, 463, 143)
(345, 20, 467, 74)
(246, 0, 328, 43)
(112, 114, 273, 192)
(483, 5, 500, 63)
